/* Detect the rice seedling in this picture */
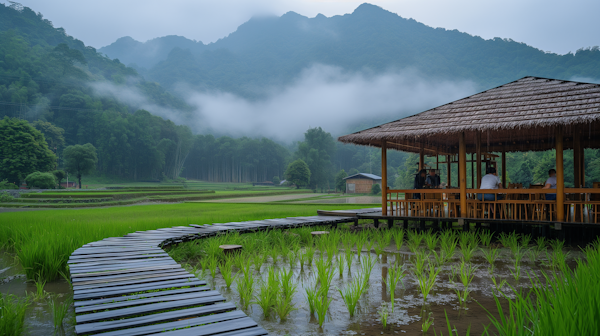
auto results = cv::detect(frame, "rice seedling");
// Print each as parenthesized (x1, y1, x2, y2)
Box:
(305, 281, 319, 316)
(535, 236, 548, 252)
(421, 311, 434, 333)
(337, 276, 363, 317)
(546, 249, 570, 271)
(336, 253, 345, 276)
(315, 257, 335, 296)
(235, 262, 255, 310)
(424, 230, 439, 250)
(526, 248, 539, 264)
(436, 310, 474, 336)
(0, 294, 29, 335)
(478, 230, 494, 247)
(252, 249, 268, 272)
(288, 250, 299, 269)
(356, 236, 366, 256)
(497, 232, 515, 249)
(549, 239, 565, 252)
(374, 242, 385, 257)
(459, 231, 480, 249)
(255, 266, 279, 318)
(440, 233, 457, 260)
(49, 296, 72, 329)
(365, 237, 376, 254)
(58, 269, 72, 289)
(385, 262, 406, 311)
(305, 246, 315, 266)
(481, 247, 500, 272)
(452, 260, 478, 306)
(32, 276, 49, 300)
(206, 255, 219, 279)
(270, 246, 279, 264)
(521, 234, 532, 247)
(344, 246, 354, 270)
(459, 240, 478, 262)
(432, 250, 448, 266)
(407, 231, 424, 253)
(378, 302, 389, 328)
(393, 229, 405, 251)
(314, 295, 333, 328)
(220, 259, 238, 288)
(412, 250, 429, 277)
(416, 262, 441, 302)
(490, 275, 507, 294)
(509, 245, 526, 281)
(360, 254, 376, 291)
(274, 268, 297, 321)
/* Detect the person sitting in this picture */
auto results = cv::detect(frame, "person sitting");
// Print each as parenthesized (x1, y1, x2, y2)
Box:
(426, 169, 441, 188)
(413, 169, 427, 199)
(542, 169, 557, 200)
(478, 167, 503, 201)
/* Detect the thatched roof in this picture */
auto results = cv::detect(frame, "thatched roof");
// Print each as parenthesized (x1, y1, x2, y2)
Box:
(338, 76, 600, 154)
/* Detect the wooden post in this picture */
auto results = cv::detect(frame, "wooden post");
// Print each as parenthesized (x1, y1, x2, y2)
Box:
(574, 135, 581, 188)
(470, 153, 474, 188)
(381, 140, 388, 216)
(476, 132, 482, 188)
(459, 132, 467, 218)
(419, 145, 425, 170)
(581, 147, 585, 187)
(447, 155, 451, 187)
(501, 150, 506, 188)
(556, 128, 565, 222)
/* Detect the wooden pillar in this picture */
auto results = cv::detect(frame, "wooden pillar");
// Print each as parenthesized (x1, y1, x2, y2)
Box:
(476, 132, 482, 188)
(556, 128, 565, 221)
(459, 132, 467, 218)
(574, 135, 581, 188)
(447, 155, 451, 187)
(381, 140, 388, 216)
(470, 153, 474, 188)
(501, 150, 506, 188)
(581, 147, 585, 187)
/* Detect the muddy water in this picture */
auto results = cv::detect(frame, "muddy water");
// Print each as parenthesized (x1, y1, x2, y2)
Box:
(199, 246, 572, 336)
(0, 251, 75, 335)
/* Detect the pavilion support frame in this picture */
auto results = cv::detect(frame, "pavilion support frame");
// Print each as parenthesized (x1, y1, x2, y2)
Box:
(446, 155, 451, 187)
(476, 132, 482, 188)
(419, 144, 425, 170)
(459, 132, 467, 218)
(501, 150, 506, 188)
(556, 128, 565, 221)
(574, 135, 581, 188)
(382, 140, 388, 216)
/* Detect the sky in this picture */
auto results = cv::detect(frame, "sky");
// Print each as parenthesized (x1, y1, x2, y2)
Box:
(11, 0, 600, 55)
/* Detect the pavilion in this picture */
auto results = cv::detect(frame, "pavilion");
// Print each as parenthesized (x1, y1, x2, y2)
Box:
(338, 76, 600, 226)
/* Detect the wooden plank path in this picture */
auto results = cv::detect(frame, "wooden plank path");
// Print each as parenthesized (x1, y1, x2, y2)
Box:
(69, 213, 359, 335)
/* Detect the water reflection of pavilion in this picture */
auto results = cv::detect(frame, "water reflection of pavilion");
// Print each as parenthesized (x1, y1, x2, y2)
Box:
(338, 77, 600, 230)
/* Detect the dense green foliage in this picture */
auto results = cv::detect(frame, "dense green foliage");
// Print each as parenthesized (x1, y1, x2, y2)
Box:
(335, 169, 348, 192)
(24, 171, 56, 189)
(0, 116, 56, 183)
(62, 143, 97, 188)
(101, 4, 600, 98)
(295, 127, 336, 190)
(285, 159, 311, 188)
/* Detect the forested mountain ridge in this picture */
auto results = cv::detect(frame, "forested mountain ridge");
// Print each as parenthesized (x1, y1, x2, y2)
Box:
(100, 3, 600, 97)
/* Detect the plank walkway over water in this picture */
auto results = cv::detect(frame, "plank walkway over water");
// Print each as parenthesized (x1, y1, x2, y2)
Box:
(69, 214, 358, 335)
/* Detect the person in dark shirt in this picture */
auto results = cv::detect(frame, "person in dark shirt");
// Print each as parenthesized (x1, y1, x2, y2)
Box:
(426, 169, 441, 188)
(413, 169, 427, 199)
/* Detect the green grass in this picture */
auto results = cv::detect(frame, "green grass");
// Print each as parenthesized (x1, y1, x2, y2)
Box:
(0, 294, 29, 336)
(0, 202, 373, 281)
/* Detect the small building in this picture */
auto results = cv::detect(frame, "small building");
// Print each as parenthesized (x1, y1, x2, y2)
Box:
(60, 181, 76, 188)
(344, 173, 382, 194)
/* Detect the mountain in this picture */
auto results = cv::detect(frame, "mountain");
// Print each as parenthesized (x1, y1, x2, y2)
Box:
(100, 3, 600, 97)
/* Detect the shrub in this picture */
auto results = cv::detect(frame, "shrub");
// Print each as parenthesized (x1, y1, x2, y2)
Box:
(24, 172, 56, 189)
(0, 179, 18, 189)
(371, 183, 382, 195)
(0, 192, 14, 202)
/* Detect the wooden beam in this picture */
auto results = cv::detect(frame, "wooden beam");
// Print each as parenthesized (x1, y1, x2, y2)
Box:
(476, 132, 482, 188)
(556, 128, 565, 221)
(381, 140, 388, 216)
(459, 132, 467, 218)
(501, 150, 506, 188)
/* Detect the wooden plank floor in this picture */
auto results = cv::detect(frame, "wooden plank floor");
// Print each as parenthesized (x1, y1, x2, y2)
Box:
(69, 212, 356, 335)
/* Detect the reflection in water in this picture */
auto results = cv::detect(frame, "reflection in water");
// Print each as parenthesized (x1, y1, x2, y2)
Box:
(296, 196, 381, 204)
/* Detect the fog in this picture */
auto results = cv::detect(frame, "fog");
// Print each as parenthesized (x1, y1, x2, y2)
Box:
(91, 65, 476, 141)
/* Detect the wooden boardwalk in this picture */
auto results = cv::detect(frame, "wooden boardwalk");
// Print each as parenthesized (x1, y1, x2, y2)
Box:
(69, 215, 357, 335)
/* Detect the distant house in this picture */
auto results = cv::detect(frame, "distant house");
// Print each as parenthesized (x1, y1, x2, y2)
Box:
(60, 181, 77, 188)
(343, 173, 381, 194)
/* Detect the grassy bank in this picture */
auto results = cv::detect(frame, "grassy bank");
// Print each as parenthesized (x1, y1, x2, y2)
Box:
(0, 203, 372, 281)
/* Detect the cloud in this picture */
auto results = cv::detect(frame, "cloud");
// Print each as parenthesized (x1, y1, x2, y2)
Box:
(183, 65, 477, 141)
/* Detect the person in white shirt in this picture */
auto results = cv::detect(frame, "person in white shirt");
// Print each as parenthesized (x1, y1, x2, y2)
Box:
(542, 169, 557, 200)
(478, 167, 503, 201)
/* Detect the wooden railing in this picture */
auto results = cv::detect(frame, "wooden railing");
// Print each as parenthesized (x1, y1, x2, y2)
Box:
(385, 188, 600, 223)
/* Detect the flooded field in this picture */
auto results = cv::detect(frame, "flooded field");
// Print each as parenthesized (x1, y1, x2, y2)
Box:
(0, 252, 75, 335)
(293, 196, 381, 204)
(169, 227, 581, 336)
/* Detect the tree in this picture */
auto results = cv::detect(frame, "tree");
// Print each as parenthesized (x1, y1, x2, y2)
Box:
(53, 170, 66, 186)
(32, 121, 65, 151)
(273, 176, 281, 185)
(371, 183, 381, 195)
(335, 169, 348, 192)
(285, 159, 311, 189)
(295, 127, 335, 191)
(0, 117, 56, 184)
(25, 172, 56, 189)
(63, 143, 97, 189)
